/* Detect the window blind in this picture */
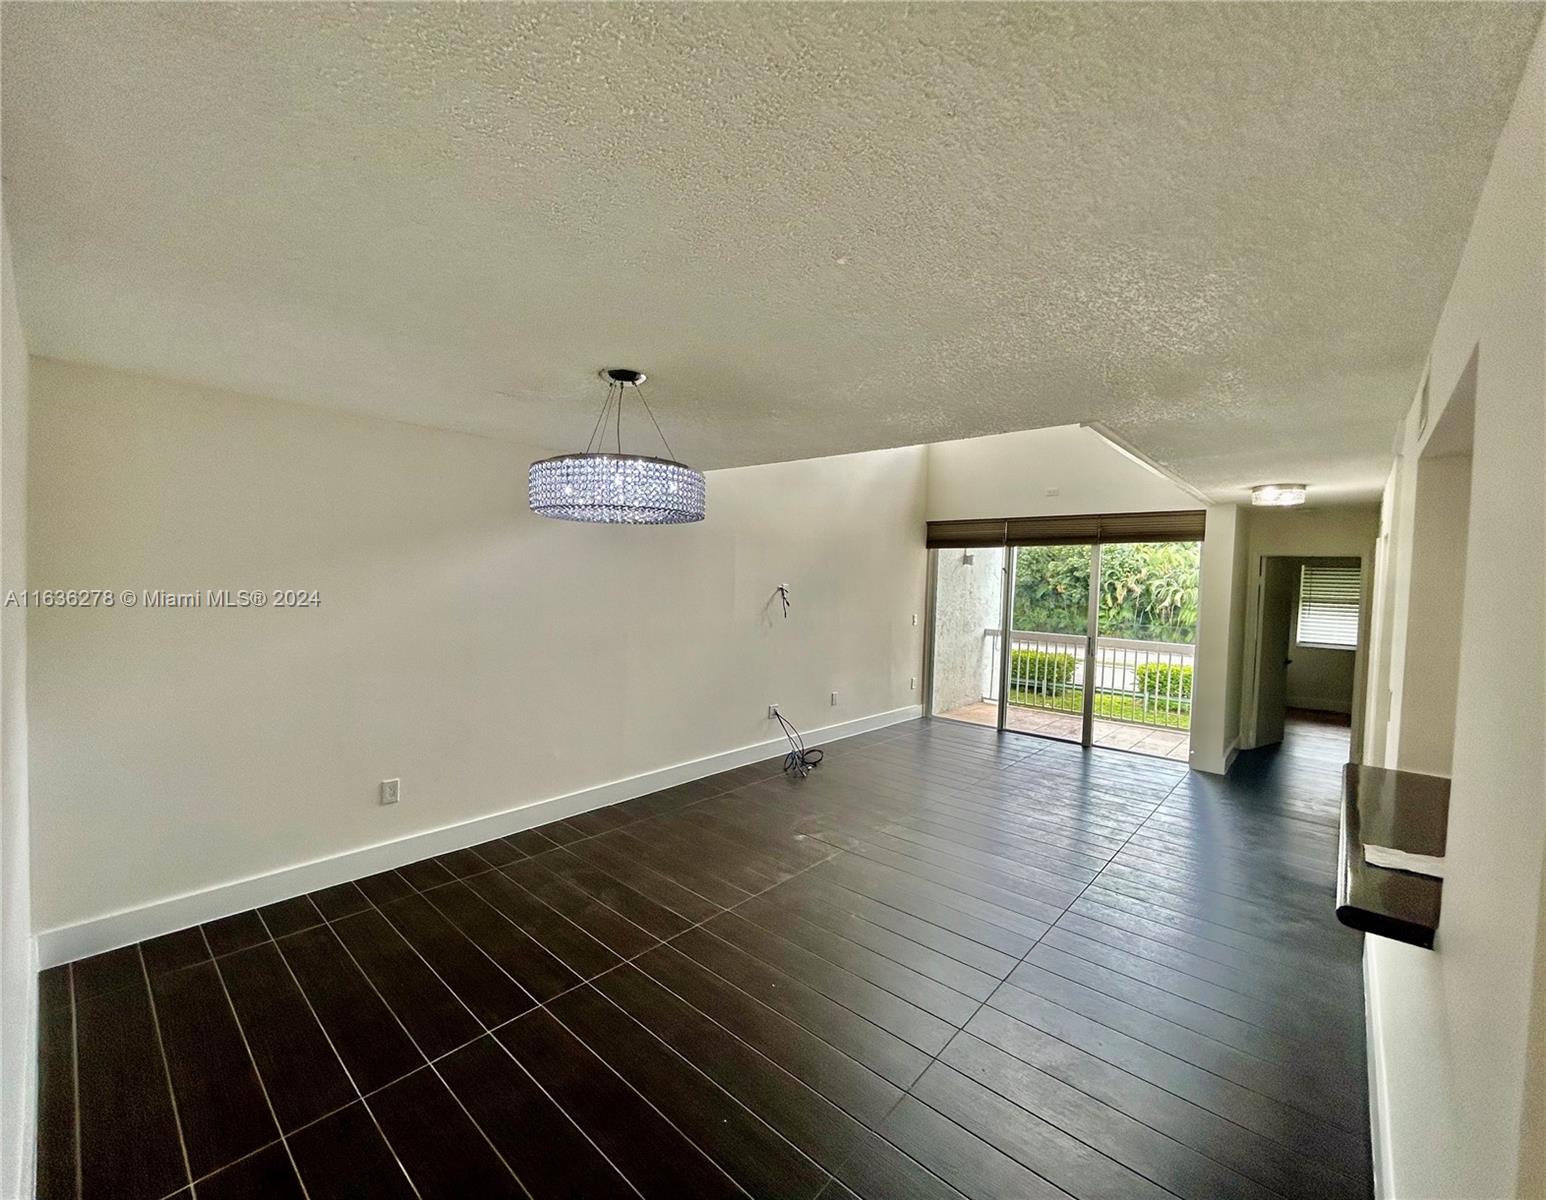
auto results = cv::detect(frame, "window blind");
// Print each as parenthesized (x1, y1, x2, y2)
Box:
(926, 510, 1204, 549)
(1297, 563, 1361, 649)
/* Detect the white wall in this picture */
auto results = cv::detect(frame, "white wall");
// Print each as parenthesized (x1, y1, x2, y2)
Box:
(26, 360, 928, 938)
(1361, 26, 1545, 1199)
(0, 217, 34, 1200)
(925, 424, 1245, 774)
(1391, 454, 1472, 776)
(926, 424, 1200, 521)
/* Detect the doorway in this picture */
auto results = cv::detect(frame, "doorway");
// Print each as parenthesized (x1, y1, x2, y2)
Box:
(1245, 555, 1364, 748)
(928, 539, 1200, 760)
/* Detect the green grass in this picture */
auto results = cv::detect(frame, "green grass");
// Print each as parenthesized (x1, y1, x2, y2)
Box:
(1007, 688, 1192, 731)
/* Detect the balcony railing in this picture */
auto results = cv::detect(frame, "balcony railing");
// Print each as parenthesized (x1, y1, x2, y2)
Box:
(982, 627, 1194, 732)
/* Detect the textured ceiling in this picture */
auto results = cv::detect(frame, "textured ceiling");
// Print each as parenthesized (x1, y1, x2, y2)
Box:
(2, 3, 1540, 502)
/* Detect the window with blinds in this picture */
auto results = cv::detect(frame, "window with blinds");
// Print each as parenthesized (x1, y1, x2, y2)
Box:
(1297, 563, 1361, 649)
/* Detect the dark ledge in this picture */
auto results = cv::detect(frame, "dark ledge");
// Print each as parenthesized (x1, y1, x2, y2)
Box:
(1336, 763, 1450, 949)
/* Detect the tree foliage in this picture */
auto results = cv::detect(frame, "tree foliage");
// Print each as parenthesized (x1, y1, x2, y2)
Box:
(1012, 542, 1200, 643)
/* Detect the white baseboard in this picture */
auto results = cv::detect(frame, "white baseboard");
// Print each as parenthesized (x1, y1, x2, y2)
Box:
(35, 705, 922, 968)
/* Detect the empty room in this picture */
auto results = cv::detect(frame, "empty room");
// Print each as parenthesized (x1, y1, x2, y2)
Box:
(0, 4, 1543, 1199)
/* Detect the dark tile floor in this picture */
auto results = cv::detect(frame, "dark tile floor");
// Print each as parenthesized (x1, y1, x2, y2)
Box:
(35, 714, 1371, 1200)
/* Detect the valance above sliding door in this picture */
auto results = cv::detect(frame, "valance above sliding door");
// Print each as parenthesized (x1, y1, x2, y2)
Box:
(926, 509, 1205, 549)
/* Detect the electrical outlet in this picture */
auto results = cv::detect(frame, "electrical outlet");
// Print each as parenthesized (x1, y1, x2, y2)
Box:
(830, 691, 839, 706)
(1045, 486, 1061, 497)
(912, 613, 918, 626)
(767, 704, 780, 719)
(380, 778, 400, 805)
(909, 676, 917, 691)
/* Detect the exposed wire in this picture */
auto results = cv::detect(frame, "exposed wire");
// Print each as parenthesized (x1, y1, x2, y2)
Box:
(775, 710, 824, 778)
(776, 584, 791, 618)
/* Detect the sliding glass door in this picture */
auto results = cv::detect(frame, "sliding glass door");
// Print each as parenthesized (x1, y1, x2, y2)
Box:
(929, 537, 1200, 760)
(1001, 544, 1096, 745)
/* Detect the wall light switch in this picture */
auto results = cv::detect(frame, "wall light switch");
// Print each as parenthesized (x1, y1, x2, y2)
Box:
(910, 677, 917, 691)
(830, 691, 839, 706)
(380, 778, 400, 805)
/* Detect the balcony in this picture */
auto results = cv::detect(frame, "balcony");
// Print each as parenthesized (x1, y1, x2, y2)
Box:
(939, 627, 1194, 760)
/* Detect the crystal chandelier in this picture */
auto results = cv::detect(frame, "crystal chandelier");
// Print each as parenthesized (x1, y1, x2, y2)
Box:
(528, 369, 706, 524)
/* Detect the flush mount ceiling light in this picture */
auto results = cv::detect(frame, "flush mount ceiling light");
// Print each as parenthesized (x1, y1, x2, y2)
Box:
(529, 369, 705, 524)
(1251, 483, 1308, 507)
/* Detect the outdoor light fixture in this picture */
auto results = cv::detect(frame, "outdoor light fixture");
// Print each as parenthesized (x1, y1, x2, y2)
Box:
(528, 369, 706, 524)
(1251, 483, 1308, 507)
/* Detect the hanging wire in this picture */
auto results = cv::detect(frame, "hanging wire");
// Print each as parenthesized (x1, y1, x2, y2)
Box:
(616, 379, 624, 454)
(584, 382, 616, 454)
(633, 382, 678, 461)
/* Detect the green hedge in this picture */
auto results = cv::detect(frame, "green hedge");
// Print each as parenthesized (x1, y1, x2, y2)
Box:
(1008, 649, 1077, 694)
(1135, 662, 1192, 702)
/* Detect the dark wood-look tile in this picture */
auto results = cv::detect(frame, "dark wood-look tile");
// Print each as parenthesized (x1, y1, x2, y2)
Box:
(202, 910, 269, 957)
(703, 912, 958, 1055)
(140, 927, 211, 976)
(593, 962, 869, 1172)
(275, 924, 421, 1094)
(376, 892, 534, 1026)
(816, 857, 1037, 959)
(215, 941, 354, 1132)
(784, 871, 1021, 980)
(35, 966, 76, 1200)
(734, 894, 983, 1025)
(395, 857, 456, 891)
(940, 1032, 1279, 1200)
(497, 1008, 744, 1199)
(498, 853, 659, 958)
(832, 1123, 972, 1200)
(502, 828, 560, 857)
(603, 827, 754, 908)
(551, 984, 831, 1199)
(147, 959, 277, 1178)
(367, 1067, 524, 1199)
(433, 847, 493, 879)
(912, 1060, 1170, 1200)
(74, 967, 188, 1200)
(194, 1143, 304, 1200)
(438, 1035, 637, 1199)
(329, 907, 482, 1057)
(72, 945, 143, 999)
(288, 1102, 416, 1200)
(424, 879, 582, 1001)
(257, 895, 324, 938)
(671, 925, 932, 1090)
(566, 836, 723, 924)
(1000, 960, 1366, 1146)
(468, 837, 526, 867)
(875, 1094, 1066, 1200)
(355, 869, 415, 906)
(514, 848, 690, 941)
(308, 880, 373, 922)
(460, 866, 620, 981)
(965, 1002, 1365, 1200)
(634, 943, 903, 1130)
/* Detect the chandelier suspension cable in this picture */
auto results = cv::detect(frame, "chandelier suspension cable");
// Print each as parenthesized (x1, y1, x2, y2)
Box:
(584, 382, 616, 455)
(633, 382, 678, 462)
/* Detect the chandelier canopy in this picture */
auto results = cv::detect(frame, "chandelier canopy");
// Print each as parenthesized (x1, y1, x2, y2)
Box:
(528, 369, 705, 525)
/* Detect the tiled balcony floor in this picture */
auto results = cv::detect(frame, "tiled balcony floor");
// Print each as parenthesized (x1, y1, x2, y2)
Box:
(938, 701, 1191, 760)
